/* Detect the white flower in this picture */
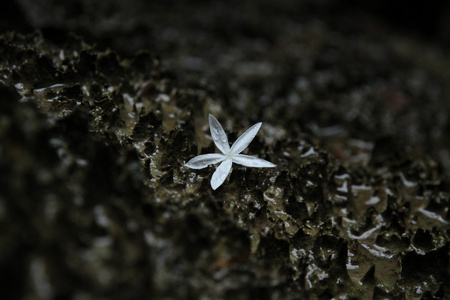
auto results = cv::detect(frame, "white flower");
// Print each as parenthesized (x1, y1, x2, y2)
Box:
(185, 114, 276, 190)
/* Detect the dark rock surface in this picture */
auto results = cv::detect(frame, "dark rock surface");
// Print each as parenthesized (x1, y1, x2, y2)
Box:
(1, 1, 450, 299)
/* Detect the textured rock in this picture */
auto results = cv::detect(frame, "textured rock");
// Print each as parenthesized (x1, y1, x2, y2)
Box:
(1, 1, 450, 299)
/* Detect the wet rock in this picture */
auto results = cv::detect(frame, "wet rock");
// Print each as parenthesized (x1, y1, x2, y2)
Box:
(1, 1, 450, 299)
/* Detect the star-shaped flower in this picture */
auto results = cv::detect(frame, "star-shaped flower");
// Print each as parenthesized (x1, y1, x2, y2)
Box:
(185, 114, 276, 190)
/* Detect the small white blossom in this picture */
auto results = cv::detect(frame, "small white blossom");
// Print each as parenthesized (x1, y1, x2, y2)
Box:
(185, 114, 276, 190)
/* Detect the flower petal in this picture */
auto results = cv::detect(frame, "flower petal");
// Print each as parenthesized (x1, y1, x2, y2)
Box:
(211, 159, 233, 190)
(185, 153, 226, 169)
(230, 122, 262, 154)
(209, 114, 230, 154)
(232, 154, 276, 168)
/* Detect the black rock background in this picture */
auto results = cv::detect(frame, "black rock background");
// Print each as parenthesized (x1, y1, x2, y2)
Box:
(1, 0, 450, 299)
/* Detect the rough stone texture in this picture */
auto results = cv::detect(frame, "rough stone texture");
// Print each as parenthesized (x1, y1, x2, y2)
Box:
(1, 1, 450, 299)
